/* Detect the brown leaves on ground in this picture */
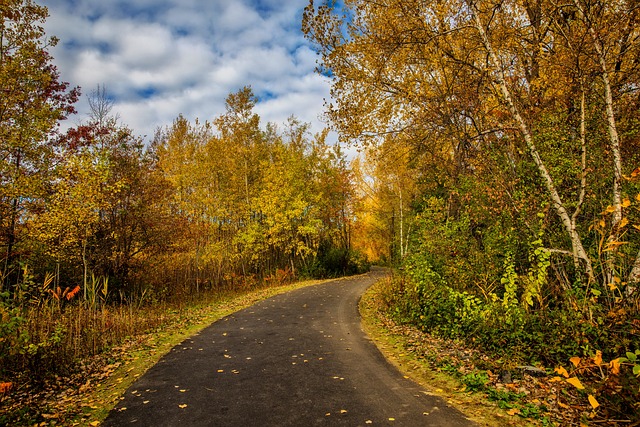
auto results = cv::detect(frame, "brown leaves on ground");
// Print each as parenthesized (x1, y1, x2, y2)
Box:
(375, 315, 634, 426)
(0, 341, 136, 426)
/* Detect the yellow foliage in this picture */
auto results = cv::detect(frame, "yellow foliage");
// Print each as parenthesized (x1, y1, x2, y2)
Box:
(566, 377, 585, 390)
(554, 366, 570, 378)
(610, 358, 621, 375)
(593, 351, 603, 366)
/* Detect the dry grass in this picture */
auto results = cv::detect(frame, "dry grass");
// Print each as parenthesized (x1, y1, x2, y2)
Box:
(0, 277, 325, 426)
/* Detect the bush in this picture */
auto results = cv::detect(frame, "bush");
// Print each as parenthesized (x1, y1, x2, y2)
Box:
(303, 246, 370, 278)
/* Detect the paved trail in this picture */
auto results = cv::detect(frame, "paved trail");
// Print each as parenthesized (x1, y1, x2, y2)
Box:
(104, 267, 475, 426)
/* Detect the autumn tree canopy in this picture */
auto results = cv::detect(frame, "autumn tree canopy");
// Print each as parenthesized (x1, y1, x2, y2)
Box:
(0, 0, 79, 288)
(304, 0, 640, 287)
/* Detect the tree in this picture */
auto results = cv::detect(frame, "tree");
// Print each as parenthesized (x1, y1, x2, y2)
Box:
(303, 0, 640, 288)
(0, 0, 78, 288)
(30, 148, 118, 296)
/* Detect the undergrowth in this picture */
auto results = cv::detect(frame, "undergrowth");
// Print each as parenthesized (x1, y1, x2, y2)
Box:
(376, 272, 640, 425)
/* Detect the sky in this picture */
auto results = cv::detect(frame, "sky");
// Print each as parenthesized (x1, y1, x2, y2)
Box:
(42, 0, 334, 142)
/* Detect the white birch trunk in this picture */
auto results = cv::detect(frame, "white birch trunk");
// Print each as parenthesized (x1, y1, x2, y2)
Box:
(467, 1, 595, 282)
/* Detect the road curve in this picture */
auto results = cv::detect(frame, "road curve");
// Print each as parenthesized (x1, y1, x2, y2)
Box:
(103, 267, 475, 426)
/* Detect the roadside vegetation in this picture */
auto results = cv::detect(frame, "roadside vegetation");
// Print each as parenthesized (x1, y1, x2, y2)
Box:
(305, 0, 640, 424)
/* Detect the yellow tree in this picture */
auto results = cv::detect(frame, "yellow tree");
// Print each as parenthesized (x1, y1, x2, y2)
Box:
(351, 139, 419, 263)
(30, 150, 121, 296)
(0, 0, 78, 287)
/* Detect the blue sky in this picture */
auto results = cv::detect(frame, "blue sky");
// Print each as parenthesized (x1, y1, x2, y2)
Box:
(42, 0, 333, 141)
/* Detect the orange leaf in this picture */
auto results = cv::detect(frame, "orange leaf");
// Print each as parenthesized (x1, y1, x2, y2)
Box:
(593, 351, 602, 366)
(506, 408, 520, 416)
(610, 358, 621, 375)
(619, 217, 629, 228)
(567, 377, 585, 389)
(555, 366, 570, 378)
(0, 382, 12, 393)
(622, 199, 631, 208)
(605, 205, 616, 214)
(588, 395, 600, 409)
(570, 357, 581, 367)
(67, 285, 81, 300)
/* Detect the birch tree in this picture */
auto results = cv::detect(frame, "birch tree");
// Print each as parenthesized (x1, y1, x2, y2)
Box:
(303, 0, 640, 288)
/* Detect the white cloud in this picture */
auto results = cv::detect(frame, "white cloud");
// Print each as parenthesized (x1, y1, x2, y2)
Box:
(42, 0, 333, 143)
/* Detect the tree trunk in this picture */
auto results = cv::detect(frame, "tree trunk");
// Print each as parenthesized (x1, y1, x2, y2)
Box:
(467, 0, 594, 282)
(574, 0, 624, 288)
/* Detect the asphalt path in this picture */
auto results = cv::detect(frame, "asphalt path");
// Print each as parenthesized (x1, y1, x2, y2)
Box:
(103, 267, 475, 426)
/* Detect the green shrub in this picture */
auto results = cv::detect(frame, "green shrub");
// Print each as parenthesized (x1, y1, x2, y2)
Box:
(303, 246, 370, 278)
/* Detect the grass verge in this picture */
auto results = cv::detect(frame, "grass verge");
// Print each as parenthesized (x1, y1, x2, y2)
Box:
(1, 278, 326, 426)
(359, 277, 534, 427)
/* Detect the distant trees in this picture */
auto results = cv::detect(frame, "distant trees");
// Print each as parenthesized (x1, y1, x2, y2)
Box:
(152, 87, 363, 295)
(10, 81, 361, 301)
(0, 0, 364, 303)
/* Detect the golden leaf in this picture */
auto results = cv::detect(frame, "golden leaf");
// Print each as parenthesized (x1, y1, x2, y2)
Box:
(90, 422, 100, 427)
(599, 220, 606, 228)
(588, 395, 600, 409)
(554, 366, 570, 378)
(622, 199, 631, 208)
(619, 217, 629, 228)
(593, 351, 602, 366)
(569, 357, 581, 367)
(178, 404, 188, 409)
(605, 205, 616, 213)
(610, 358, 621, 375)
(548, 376, 563, 383)
(566, 377, 585, 389)
(507, 408, 520, 416)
